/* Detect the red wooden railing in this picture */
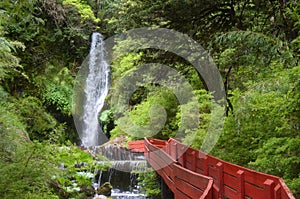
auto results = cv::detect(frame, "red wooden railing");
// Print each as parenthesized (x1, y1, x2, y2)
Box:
(128, 138, 296, 199)
(143, 138, 214, 199)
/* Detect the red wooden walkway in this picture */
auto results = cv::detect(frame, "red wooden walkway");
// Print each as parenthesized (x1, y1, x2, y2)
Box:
(129, 138, 295, 199)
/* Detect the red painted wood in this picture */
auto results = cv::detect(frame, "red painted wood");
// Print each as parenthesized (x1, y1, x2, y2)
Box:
(237, 170, 245, 199)
(157, 168, 175, 191)
(264, 179, 275, 199)
(223, 172, 239, 193)
(173, 163, 213, 199)
(173, 163, 212, 191)
(174, 176, 204, 198)
(244, 181, 265, 198)
(224, 184, 238, 199)
(174, 188, 191, 199)
(202, 179, 214, 199)
(274, 184, 281, 199)
(216, 162, 224, 198)
(168, 138, 295, 199)
(129, 138, 296, 199)
(128, 140, 145, 152)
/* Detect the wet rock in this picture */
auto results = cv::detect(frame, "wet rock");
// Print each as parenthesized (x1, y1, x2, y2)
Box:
(97, 182, 112, 196)
(75, 162, 87, 168)
(80, 185, 95, 196)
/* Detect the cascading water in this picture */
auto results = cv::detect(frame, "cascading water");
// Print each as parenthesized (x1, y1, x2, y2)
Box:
(92, 145, 148, 198)
(73, 33, 150, 198)
(81, 32, 110, 146)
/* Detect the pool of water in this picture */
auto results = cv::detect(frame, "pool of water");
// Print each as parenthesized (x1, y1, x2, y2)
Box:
(110, 188, 146, 199)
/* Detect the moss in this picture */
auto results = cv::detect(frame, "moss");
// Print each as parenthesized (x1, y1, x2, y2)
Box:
(97, 182, 113, 196)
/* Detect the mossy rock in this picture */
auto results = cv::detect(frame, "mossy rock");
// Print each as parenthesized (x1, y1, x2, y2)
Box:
(80, 185, 95, 197)
(97, 182, 112, 196)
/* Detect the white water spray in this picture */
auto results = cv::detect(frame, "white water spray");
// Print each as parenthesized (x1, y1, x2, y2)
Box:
(81, 32, 110, 146)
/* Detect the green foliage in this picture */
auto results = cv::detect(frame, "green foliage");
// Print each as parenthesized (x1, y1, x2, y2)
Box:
(250, 137, 300, 178)
(250, 137, 300, 195)
(50, 146, 109, 198)
(0, 87, 27, 134)
(0, 37, 25, 80)
(111, 86, 179, 139)
(40, 66, 74, 116)
(112, 52, 144, 80)
(0, 126, 106, 199)
(63, 0, 100, 23)
(212, 31, 296, 92)
(180, 90, 211, 146)
(0, 0, 44, 42)
(212, 64, 300, 195)
(0, 137, 60, 198)
(0, 6, 27, 82)
(138, 170, 161, 197)
(13, 96, 66, 143)
(0, 0, 299, 197)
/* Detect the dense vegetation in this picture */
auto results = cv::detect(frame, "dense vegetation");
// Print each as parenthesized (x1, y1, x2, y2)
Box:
(0, 0, 299, 198)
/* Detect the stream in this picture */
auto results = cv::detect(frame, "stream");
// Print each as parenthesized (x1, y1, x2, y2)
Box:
(88, 144, 150, 199)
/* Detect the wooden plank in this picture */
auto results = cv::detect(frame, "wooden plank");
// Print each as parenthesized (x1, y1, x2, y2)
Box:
(185, 161, 192, 170)
(223, 172, 238, 191)
(201, 179, 214, 199)
(128, 140, 145, 152)
(174, 188, 191, 199)
(149, 154, 173, 178)
(174, 176, 204, 199)
(195, 157, 206, 172)
(224, 184, 238, 199)
(185, 151, 196, 171)
(244, 181, 265, 198)
(243, 170, 278, 187)
(208, 164, 218, 181)
(223, 162, 241, 176)
(195, 156, 209, 175)
(147, 150, 173, 170)
(175, 174, 201, 196)
(157, 169, 175, 191)
(213, 184, 220, 199)
(173, 163, 211, 190)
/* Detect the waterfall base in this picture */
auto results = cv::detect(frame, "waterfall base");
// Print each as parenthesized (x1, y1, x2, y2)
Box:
(85, 141, 150, 199)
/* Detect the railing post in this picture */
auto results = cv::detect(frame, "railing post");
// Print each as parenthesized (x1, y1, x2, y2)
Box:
(191, 151, 196, 172)
(264, 179, 275, 199)
(274, 184, 281, 199)
(168, 142, 177, 160)
(216, 162, 224, 199)
(237, 170, 245, 199)
(203, 156, 208, 175)
(174, 143, 178, 160)
(178, 146, 186, 167)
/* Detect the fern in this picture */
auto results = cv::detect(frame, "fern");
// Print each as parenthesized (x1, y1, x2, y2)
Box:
(0, 37, 26, 80)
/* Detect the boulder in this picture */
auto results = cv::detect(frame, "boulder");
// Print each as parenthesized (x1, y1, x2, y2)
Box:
(97, 182, 112, 196)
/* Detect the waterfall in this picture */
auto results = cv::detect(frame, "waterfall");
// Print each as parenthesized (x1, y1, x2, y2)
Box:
(92, 144, 148, 198)
(94, 160, 148, 199)
(81, 32, 110, 146)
